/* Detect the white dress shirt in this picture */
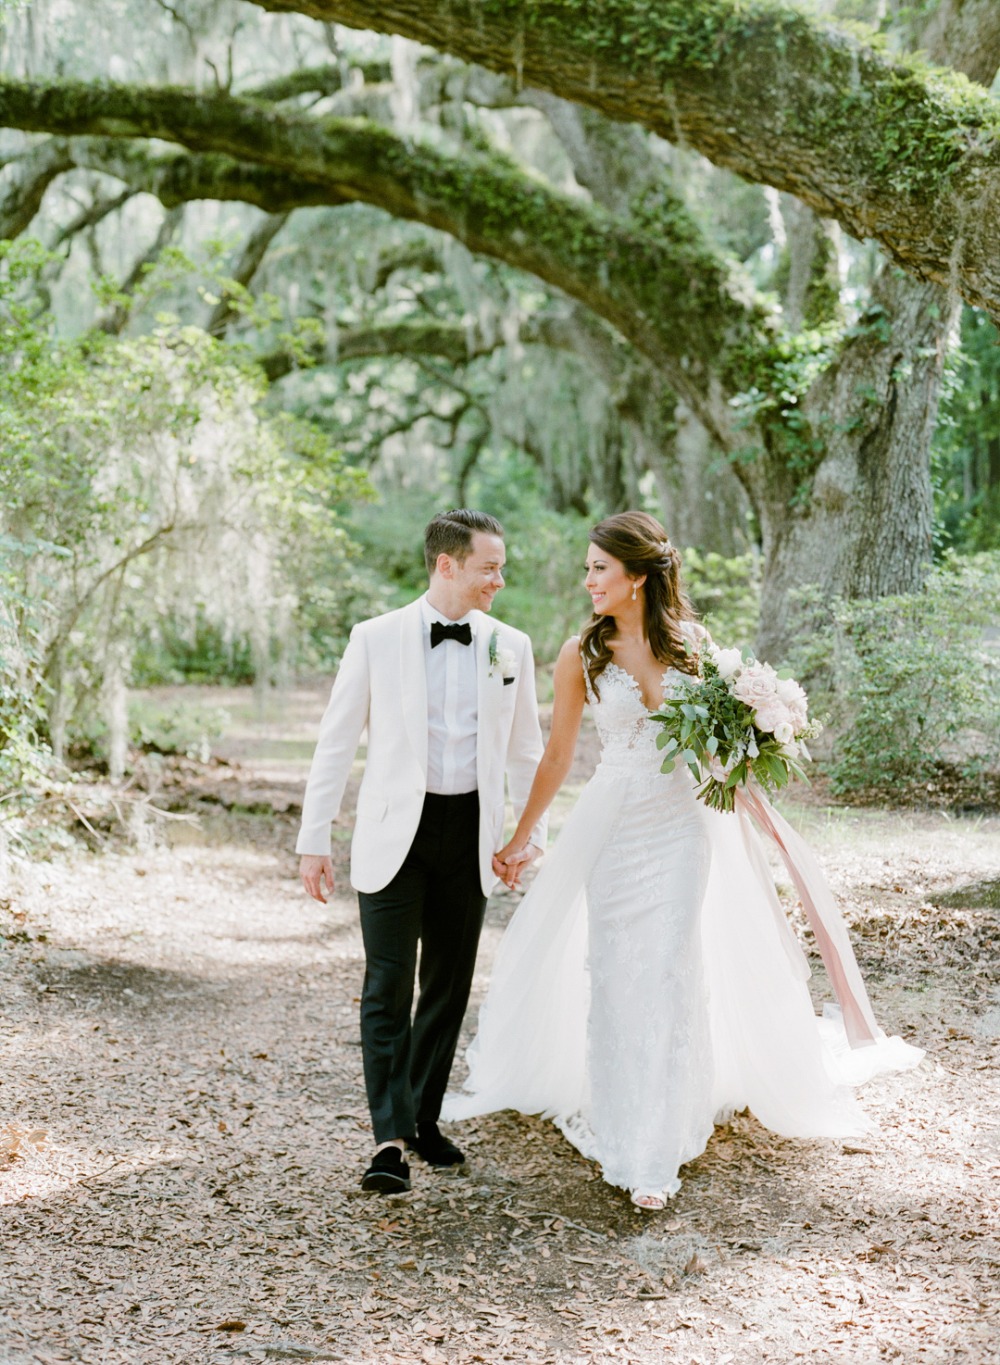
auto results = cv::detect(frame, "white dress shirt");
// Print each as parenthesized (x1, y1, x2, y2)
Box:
(420, 594, 479, 794)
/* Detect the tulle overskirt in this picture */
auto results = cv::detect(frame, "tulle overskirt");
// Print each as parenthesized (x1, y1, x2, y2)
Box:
(444, 762, 923, 1193)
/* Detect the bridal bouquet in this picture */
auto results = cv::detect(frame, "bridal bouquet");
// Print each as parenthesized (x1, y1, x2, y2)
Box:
(652, 645, 819, 812)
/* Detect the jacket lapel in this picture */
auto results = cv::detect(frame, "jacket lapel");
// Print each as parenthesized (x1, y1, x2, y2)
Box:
(475, 614, 501, 790)
(400, 599, 428, 775)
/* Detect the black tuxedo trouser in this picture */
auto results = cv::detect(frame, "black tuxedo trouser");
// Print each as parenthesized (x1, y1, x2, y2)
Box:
(358, 791, 487, 1144)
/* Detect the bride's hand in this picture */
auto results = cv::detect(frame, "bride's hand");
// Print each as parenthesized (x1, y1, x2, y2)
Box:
(492, 839, 540, 890)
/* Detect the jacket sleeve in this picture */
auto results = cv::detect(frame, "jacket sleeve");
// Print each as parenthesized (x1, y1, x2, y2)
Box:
(505, 633, 548, 850)
(295, 626, 371, 856)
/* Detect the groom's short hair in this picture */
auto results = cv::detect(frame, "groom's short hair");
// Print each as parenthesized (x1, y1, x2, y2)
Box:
(424, 509, 504, 576)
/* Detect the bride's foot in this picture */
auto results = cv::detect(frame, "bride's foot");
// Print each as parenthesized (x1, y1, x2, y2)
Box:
(630, 1189, 669, 1212)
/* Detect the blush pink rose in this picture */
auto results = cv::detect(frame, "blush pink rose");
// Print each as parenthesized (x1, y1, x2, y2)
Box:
(733, 663, 778, 707)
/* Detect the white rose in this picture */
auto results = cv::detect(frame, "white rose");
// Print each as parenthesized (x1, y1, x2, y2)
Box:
(773, 720, 795, 745)
(753, 701, 790, 734)
(712, 646, 743, 680)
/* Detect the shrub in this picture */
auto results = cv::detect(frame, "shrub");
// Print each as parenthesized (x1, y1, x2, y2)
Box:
(796, 553, 1000, 797)
(129, 698, 230, 763)
(0, 535, 55, 805)
(679, 546, 760, 649)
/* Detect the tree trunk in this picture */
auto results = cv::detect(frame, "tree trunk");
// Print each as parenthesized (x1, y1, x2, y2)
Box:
(751, 2, 994, 657)
(667, 404, 752, 556)
(918, 0, 1000, 87)
(616, 368, 752, 555)
(754, 271, 954, 659)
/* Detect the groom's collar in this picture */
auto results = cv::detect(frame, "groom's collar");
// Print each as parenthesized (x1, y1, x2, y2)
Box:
(419, 593, 478, 634)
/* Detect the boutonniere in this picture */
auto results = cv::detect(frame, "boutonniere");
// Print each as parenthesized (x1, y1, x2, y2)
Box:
(488, 629, 517, 682)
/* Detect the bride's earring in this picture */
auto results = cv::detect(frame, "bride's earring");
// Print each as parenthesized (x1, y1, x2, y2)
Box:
(631, 582, 637, 601)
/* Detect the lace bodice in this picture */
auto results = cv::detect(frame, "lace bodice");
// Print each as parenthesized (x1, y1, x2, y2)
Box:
(585, 661, 683, 773)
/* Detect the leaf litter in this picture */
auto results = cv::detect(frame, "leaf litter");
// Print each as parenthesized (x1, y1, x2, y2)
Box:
(1, 686, 998, 1363)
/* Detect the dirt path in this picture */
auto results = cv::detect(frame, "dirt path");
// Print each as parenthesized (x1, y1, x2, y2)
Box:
(2, 685, 999, 1364)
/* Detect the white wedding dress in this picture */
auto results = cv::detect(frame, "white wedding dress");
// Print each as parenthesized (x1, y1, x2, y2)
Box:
(443, 658, 923, 1195)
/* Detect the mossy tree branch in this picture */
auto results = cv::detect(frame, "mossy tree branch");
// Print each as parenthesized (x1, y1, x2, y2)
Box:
(0, 139, 74, 238)
(0, 79, 779, 437)
(242, 60, 391, 102)
(65, 137, 346, 213)
(257, 312, 579, 381)
(242, 0, 1000, 318)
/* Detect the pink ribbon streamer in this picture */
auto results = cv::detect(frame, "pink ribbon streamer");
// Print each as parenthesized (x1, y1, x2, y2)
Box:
(734, 785, 879, 1048)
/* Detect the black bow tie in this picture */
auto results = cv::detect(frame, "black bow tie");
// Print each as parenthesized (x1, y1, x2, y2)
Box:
(430, 620, 473, 648)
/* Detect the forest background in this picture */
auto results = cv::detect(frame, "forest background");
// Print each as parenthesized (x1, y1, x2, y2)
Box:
(1, 0, 1000, 829)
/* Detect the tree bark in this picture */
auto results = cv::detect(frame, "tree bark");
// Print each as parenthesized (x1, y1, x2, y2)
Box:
(752, 269, 952, 659)
(918, 0, 1000, 88)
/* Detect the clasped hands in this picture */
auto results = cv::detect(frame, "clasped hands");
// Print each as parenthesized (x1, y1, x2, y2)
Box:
(492, 839, 541, 891)
(302, 843, 540, 904)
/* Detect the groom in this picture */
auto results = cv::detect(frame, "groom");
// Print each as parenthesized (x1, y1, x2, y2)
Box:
(297, 509, 546, 1193)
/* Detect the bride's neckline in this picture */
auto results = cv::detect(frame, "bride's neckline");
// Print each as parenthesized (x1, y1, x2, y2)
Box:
(605, 660, 672, 713)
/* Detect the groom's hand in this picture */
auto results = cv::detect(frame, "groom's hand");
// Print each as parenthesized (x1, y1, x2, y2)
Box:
(492, 842, 542, 890)
(300, 854, 335, 903)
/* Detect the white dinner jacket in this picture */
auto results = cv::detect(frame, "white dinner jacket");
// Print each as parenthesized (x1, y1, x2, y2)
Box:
(296, 598, 547, 896)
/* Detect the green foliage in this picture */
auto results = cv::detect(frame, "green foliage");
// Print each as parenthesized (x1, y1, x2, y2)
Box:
(680, 547, 760, 647)
(795, 554, 1000, 797)
(348, 494, 441, 605)
(466, 449, 593, 663)
(297, 563, 393, 673)
(346, 474, 761, 670)
(933, 307, 1000, 553)
(131, 615, 256, 687)
(728, 326, 839, 499)
(347, 453, 593, 666)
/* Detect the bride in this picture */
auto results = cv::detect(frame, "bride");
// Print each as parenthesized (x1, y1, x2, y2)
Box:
(443, 511, 923, 1210)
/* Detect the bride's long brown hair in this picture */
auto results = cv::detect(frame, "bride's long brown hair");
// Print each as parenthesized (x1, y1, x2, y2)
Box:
(580, 511, 699, 697)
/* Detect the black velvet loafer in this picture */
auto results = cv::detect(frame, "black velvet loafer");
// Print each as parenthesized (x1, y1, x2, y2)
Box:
(406, 1122, 465, 1168)
(360, 1146, 411, 1193)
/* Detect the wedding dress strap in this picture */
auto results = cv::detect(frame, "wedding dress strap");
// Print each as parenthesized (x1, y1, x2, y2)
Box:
(734, 785, 880, 1048)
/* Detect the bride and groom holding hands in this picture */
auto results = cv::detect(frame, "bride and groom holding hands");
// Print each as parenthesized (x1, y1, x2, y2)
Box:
(297, 507, 921, 1211)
